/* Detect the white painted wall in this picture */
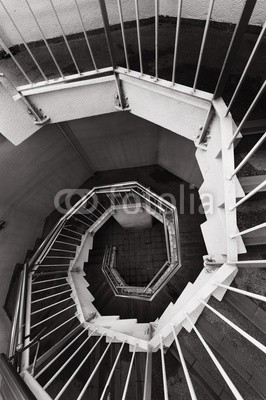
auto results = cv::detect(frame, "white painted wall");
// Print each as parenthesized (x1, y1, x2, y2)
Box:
(0, 0, 264, 47)
(158, 128, 203, 187)
(68, 111, 160, 170)
(0, 125, 90, 352)
(160, 0, 265, 25)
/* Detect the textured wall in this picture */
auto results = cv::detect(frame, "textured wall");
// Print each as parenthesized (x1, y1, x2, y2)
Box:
(0, 0, 154, 47)
(158, 127, 203, 187)
(68, 112, 160, 171)
(0, 0, 264, 47)
(160, 0, 265, 25)
(0, 125, 90, 352)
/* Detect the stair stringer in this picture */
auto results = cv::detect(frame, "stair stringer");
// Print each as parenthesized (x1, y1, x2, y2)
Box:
(195, 106, 247, 263)
(149, 263, 237, 351)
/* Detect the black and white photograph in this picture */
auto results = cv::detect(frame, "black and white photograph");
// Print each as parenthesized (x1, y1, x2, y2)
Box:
(0, 0, 265, 398)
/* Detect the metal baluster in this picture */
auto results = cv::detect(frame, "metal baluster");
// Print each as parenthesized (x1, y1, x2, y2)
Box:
(45, 329, 100, 390)
(200, 300, 266, 354)
(24, 0, 64, 78)
(229, 132, 266, 178)
(35, 324, 84, 378)
(214, 283, 266, 303)
(230, 179, 266, 209)
(48, 0, 81, 75)
(134, 0, 143, 75)
(160, 336, 169, 400)
(99, 341, 125, 400)
(171, 325, 197, 400)
(0, 0, 48, 81)
(226, 20, 266, 115)
(193, 0, 215, 92)
(0, 37, 32, 84)
(231, 222, 266, 239)
(185, 313, 244, 400)
(227, 80, 266, 148)
(73, 0, 98, 71)
(172, 0, 183, 85)
(121, 344, 137, 400)
(76, 338, 114, 400)
(155, 0, 159, 81)
(117, 0, 130, 72)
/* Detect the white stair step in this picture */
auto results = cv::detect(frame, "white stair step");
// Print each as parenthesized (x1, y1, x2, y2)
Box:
(199, 158, 244, 209)
(201, 207, 246, 259)
(154, 302, 174, 333)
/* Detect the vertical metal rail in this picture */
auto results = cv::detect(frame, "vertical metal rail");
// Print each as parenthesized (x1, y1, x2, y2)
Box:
(214, 283, 266, 303)
(46, 329, 100, 392)
(21, 269, 32, 371)
(23, 0, 64, 78)
(77, 338, 114, 400)
(213, 0, 257, 99)
(73, 0, 98, 71)
(172, 326, 197, 400)
(193, 0, 215, 92)
(117, 0, 130, 72)
(226, 20, 266, 114)
(0, 0, 48, 81)
(97, 0, 126, 109)
(229, 132, 266, 178)
(171, 0, 183, 85)
(185, 313, 244, 400)
(230, 179, 266, 209)
(134, 0, 143, 75)
(200, 300, 266, 354)
(121, 344, 137, 400)
(231, 222, 266, 238)
(160, 336, 169, 400)
(155, 0, 159, 81)
(8, 272, 23, 359)
(98, 0, 117, 69)
(143, 348, 152, 400)
(0, 37, 32, 84)
(163, 214, 171, 262)
(99, 341, 125, 400)
(17, 266, 27, 352)
(34, 325, 85, 378)
(227, 80, 266, 148)
(48, 0, 81, 74)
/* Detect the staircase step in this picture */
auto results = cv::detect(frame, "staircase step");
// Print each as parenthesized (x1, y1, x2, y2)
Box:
(224, 290, 266, 334)
(62, 226, 83, 237)
(239, 175, 266, 194)
(57, 234, 81, 245)
(197, 310, 266, 399)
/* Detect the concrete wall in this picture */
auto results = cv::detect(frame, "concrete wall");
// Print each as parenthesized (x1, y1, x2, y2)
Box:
(68, 112, 160, 171)
(158, 128, 203, 187)
(160, 0, 265, 25)
(0, 0, 264, 47)
(0, 125, 90, 352)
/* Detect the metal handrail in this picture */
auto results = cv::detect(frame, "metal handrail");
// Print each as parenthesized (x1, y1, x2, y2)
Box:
(28, 181, 175, 272)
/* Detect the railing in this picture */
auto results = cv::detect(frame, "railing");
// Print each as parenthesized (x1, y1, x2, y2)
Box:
(0, 0, 264, 123)
(3, 176, 266, 400)
(1, 0, 266, 398)
(100, 184, 181, 300)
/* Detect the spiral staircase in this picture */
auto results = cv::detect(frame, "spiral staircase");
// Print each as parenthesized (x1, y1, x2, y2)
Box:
(0, 0, 266, 399)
